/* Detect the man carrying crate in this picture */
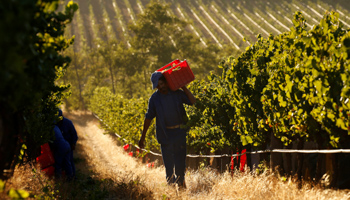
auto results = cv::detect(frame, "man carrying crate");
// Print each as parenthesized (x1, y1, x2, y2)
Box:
(138, 71, 196, 188)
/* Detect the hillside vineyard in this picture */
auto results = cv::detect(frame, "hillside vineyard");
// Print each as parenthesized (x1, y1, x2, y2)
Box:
(65, 0, 350, 51)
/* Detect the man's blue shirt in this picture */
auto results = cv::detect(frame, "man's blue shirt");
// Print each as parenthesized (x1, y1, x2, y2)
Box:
(145, 89, 192, 144)
(161, 92, 183, 127)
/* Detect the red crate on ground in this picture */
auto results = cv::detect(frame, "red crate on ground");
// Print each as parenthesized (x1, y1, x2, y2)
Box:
(40, 143, 51, 154)
(230, 149, 247, 172)
(36, 143, 55, 169)
(157, 59, 195, 91)
(42, 166, 55, 177)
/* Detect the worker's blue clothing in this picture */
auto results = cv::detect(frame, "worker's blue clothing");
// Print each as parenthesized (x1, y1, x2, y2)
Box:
(160, 130, 187, 184)
(52, 125, 73, 179)
(58, 117, 78, 148)
(145, 89, 192, 144)
(161, 91, 183, 127)
(145, 89, 192, 185)
(57, 116, 78, 177)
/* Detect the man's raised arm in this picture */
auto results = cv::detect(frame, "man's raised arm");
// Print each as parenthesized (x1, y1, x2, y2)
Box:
(181, 86, 196, 105)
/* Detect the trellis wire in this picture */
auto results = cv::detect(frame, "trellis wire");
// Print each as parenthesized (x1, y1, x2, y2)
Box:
(93, 113, 350, 158)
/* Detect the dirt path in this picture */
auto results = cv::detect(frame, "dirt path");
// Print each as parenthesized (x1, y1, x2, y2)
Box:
(3, 110, 349, 199)
(61, 110, 350, 200)
(66, 110, 156, 176)
(63, 110, 180, 199)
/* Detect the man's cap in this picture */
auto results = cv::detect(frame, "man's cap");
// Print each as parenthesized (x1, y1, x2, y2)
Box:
(58, 109, 63, 117)
(151, 71, 163, 90)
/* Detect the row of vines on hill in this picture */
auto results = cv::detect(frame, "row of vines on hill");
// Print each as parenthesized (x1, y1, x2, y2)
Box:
(90, 11, 350, 156)
(69, 0, 350, 52)
(65, 0, 350, 112)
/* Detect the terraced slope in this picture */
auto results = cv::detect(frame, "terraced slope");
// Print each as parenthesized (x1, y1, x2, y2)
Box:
(68, 0, 350, 51)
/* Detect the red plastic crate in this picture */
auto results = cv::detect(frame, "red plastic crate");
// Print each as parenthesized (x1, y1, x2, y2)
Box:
(158, 59, 180, 72)
(157, 60, 195, 91)
(36, 143, 55, 169)
(42, 166, 55, 177)
(40, 143, 51, 154)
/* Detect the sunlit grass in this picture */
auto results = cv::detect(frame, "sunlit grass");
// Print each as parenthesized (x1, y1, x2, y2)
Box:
(1, 110, 350, 199)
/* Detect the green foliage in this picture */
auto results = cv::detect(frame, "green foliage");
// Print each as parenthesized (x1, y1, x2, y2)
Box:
(0, 0, 75, 111)
(260, 11, 350, 148)
(129, 0, 178, 67)
(63, 0, 233, 110)
(0, 0, 77, 164)
(60, 47, 88, 110)
(129, 0, 231, 76)
(186, 11, 350, 152)
(221, 11, 350, 149)
(87, 11, 350, 154)
(224, 33, 272, 148)
(89, 87, 159, 150)
(186, 72, 240, 153)
(8, 188, 30, 199)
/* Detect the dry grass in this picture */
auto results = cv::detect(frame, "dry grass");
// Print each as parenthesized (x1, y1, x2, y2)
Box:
(0, 163, 57, 199)
(2, 161, 350, 200)
(2, 110, 350, 199)
(68, 110, 350, 200)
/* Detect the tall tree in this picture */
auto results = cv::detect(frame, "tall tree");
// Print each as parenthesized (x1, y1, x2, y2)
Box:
(128, 0, 230, 81)
(129, 0, 180, 69)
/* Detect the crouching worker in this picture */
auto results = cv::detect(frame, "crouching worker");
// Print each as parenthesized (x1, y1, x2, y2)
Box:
(57, 109, 78, 178)
(138, 72, 196, 188)
(51, 125, 74, 180)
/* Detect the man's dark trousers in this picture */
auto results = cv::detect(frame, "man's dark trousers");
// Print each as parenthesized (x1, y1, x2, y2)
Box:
(160, 131, 187, 185)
